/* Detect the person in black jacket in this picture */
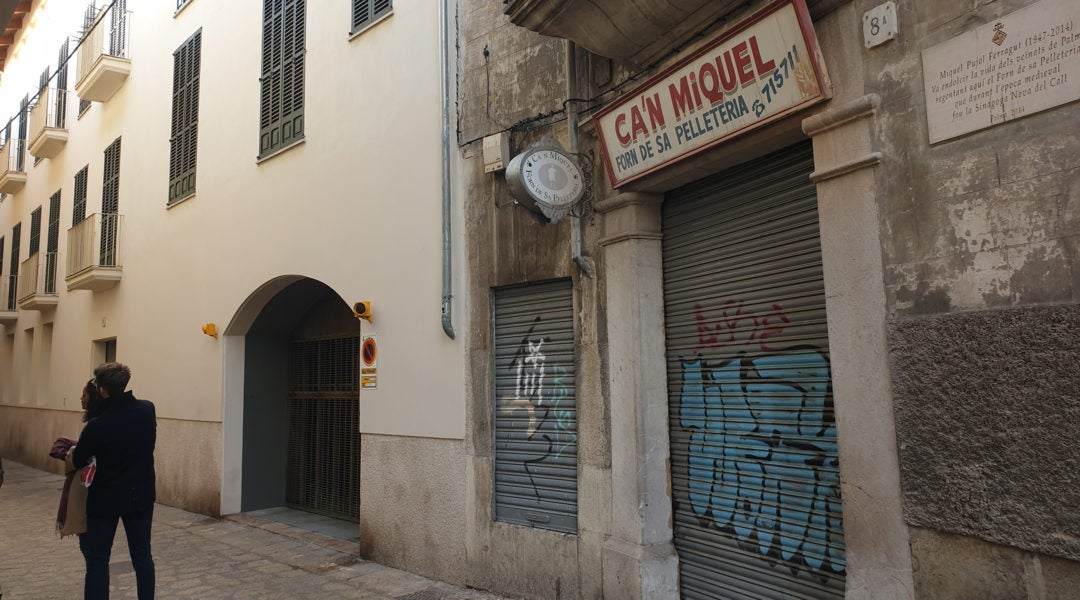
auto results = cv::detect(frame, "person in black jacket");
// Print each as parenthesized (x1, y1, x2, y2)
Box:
(71, 363, 156, 600)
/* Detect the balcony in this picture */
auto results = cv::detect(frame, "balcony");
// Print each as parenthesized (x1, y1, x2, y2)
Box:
(75, 3, 131, 102)
(17, 251, 59, 310)
(0, 139, 27, 194)
(0, 276, 18, 325)
(29, 87, 70, 159)
(66, 213, 123, 292)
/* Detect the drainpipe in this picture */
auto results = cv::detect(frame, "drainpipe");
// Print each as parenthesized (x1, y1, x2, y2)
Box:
(440, 0, 456, 339)
(566, 40, 595, 278)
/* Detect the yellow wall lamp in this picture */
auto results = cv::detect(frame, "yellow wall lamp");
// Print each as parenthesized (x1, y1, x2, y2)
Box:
(201, 323, 219, 339)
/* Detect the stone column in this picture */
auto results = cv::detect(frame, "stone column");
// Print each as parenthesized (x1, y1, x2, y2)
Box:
(595, 192, 679, 600)
(802, 94, 916, 599)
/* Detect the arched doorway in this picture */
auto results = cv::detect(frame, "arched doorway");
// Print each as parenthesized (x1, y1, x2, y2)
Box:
(221, 277, 360, 522)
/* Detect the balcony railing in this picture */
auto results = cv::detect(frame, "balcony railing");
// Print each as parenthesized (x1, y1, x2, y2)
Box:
(76, 2, 132, 102)
(29, 87, 71, 159)
(17, 251, 59, 310)
(0, 276, 18, 324)
(0, 139, 28, 193)
(66, 213, 123, 292)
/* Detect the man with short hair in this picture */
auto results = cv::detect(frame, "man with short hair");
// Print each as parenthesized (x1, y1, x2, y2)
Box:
(72, 362, 156, 600)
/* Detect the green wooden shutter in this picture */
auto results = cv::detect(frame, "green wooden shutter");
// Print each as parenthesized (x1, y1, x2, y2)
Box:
(79, 5, 94, 114)
(352, 0, 392, 33)
(46, 191, 60, 293)
(101, 138, 121, 266)
(8, 223, 20, 309)
(28, 207, 41, 257)
(56, 40, 69, 129)
(260, 0, 305, 156)
(170, 30, 201, 203)
(73, 166, 88, 224)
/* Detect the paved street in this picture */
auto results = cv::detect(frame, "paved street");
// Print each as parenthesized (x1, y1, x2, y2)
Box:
(0, 460, 510, 600)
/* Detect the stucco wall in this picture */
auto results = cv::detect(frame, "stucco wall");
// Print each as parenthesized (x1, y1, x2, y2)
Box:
(0, 405, 221, 516)
(358, 434, 467, 585)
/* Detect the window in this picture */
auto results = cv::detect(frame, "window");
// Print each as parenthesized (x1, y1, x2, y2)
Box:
(28, 207, 41, 256)
(46, 191, 60, 293)
(259, 0, 306, 157)
(169, 29, 201, 204)
(351, 0, 391, 34)
(101, 138, 120, 266)
(73, 166, 88, 224)
(16, 95, 27, 171)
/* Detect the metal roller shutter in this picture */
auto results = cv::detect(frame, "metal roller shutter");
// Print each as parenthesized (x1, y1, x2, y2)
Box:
(493, 279, 578, 533)
(663, 142, 845, 599)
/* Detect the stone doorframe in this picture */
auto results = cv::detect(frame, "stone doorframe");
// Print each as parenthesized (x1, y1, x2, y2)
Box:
(593, 94, 915, 600)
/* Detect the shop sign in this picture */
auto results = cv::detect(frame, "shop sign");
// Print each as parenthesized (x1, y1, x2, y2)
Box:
(594, 0, 830, 188)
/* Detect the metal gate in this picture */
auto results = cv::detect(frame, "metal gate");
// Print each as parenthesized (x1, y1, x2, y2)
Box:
(663, 142, 845, 599)
(286, 335, 361, 521)
(492, 279, 578, 533)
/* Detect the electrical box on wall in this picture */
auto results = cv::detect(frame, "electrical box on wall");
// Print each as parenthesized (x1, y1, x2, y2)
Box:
(483, 133, 510, 173)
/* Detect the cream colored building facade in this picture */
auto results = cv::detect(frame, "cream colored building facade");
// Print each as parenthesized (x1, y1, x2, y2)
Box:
(0, 0, 469, 584)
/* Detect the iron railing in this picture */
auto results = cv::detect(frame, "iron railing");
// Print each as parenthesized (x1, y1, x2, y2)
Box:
(77, 2, 131, 84)
(66, 213, 122, 278)
(0, 138, 26, 174)
(17, 251, 59, 301)
(30, 87, 70, 135)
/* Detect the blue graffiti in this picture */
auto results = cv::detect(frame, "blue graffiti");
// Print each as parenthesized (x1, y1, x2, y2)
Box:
(680, 347, 845, 577)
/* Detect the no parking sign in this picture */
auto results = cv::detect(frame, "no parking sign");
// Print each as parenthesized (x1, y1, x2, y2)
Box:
(361, 334, 377, 390)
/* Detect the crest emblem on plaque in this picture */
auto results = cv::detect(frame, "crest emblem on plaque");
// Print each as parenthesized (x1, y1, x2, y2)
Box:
(992, 23, 1007, 45)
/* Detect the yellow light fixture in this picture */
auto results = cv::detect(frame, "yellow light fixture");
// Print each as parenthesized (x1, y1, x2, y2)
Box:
(201, 323, 218, 338)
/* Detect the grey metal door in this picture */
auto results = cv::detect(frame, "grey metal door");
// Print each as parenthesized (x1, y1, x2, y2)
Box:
(663, 142, 845, 599)
(493, 279, 578, 533)
(286, 335, 361, 521)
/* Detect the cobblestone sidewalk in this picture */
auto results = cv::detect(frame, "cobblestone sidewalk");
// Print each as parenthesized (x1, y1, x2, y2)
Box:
(0, 460, 510, 600)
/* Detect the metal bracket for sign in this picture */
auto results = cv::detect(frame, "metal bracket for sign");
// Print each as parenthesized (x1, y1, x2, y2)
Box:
(567, 149, 595, 219)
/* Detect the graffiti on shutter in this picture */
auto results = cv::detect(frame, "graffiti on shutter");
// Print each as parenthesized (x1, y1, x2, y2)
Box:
(493, 279, 578, 533)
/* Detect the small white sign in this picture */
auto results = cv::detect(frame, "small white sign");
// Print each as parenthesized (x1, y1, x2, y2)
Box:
(864, 2, 898, 49)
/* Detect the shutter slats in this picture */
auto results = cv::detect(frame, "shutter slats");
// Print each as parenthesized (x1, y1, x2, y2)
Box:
(169, 30, 200, 202)
(493, 279, 578, 534)
(73, 166, 88, 224)
(664, 143, 845, 599)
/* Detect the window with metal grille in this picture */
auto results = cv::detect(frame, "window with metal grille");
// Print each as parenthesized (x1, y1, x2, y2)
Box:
(492, 279, 579, 534)
(101, 138, 120, 266)
(73, 166, 88, 224)
(7, 223, 20, 309)
(28, 207, 41, 256)
(286, 335, 361, 521)
(259, 0, 306, 158)
(46, 191, 60, 293)
(351, 0, 391, 34)
(169, 29, 201, 204)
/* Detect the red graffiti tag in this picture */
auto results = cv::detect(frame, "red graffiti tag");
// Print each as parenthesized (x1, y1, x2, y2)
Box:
(694, 301, 791, 352)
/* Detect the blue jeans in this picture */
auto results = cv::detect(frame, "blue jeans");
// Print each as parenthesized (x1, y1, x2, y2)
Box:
(79, 506, 155, 600)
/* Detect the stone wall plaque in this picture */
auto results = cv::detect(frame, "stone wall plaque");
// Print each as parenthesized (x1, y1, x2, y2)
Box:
(922, 0, 1079, 143)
